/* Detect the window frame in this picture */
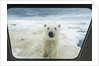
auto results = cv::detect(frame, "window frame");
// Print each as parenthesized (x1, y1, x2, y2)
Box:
(7, 4, 92, 61)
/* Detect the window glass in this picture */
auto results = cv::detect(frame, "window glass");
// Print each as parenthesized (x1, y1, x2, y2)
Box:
(8, 8, 92, 59)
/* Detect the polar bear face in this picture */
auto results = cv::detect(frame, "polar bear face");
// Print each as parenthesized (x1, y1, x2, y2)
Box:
(44, 24, 61, 40)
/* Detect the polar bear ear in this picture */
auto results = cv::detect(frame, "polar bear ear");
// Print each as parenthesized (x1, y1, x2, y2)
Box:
(44, 24, 47, 27)
(58, 24, 61, 28)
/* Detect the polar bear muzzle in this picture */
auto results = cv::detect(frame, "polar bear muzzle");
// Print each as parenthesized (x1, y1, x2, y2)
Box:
(48, 31, 54, 38)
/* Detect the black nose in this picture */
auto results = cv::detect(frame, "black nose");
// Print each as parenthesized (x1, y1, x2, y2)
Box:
(48, 32, 54, 38)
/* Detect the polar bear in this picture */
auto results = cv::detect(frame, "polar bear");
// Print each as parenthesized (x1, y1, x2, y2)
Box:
(42, 24, 61, 59)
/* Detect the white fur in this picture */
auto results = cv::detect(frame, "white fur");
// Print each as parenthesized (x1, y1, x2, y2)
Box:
(42, 24, 60, 58)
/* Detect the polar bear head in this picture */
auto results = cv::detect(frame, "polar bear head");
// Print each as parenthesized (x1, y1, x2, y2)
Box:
(44, 24, 61, 40)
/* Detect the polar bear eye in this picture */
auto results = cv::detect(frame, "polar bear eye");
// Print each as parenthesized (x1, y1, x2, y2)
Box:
(55, 27, 56, 30)
(47, 27, 49, 30)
